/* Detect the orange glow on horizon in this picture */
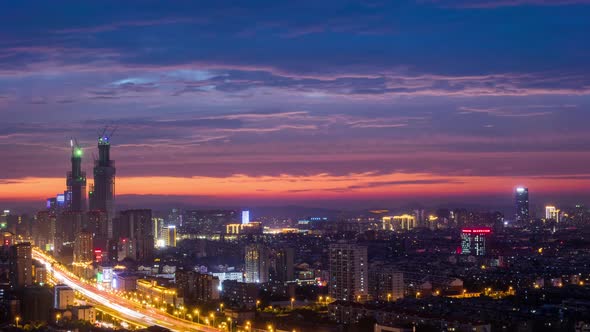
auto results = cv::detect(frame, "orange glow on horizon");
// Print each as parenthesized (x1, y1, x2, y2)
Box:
(1, 172, 589, 201)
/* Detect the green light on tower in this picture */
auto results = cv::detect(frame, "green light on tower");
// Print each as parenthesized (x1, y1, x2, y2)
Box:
(74, 148, 83, 157)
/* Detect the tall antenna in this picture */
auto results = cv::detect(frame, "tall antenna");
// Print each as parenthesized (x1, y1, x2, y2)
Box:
(108, 125, 118, 138)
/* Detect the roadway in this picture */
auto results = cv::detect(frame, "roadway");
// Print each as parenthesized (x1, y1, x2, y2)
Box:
(33, 247, 221, 332)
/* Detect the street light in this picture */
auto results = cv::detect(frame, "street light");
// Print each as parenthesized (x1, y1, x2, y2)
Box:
(194, 309, 200, 324)
(227, 317, 233, 331)
(267, 324, 274, 332)
(290, 297, 295, 310)
(15, 316, 20, 327)
(56, 313, 61, 324)
(387, 293, 392, 302)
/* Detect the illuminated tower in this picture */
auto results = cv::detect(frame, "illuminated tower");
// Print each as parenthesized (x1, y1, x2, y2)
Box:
(515, 187, 529, 223)
(90, 130, 116, 238)
(66, 139, 86, 212)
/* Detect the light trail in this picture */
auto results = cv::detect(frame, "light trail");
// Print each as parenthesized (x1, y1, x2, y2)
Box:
(33, 248, 221, 332)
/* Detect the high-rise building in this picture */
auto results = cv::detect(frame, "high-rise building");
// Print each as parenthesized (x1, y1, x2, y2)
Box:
(0, 209, 9, 230)
(13, 286, 53, 322)
(545, 206, 560, 222)
(515, 187, 529, 223)
(221, 280, 258, 308)
(382, 214, 416, 231)
(54, 284, 75, 309)
(369, 268, 404, 301)
(167, 208, 183, 227)
(33, 262, 47, 285)
(74, 231, 93, 263)
(413, 209, 426, 228)
(55, 210, 85, 255)
(152, 217, 164, 245)
(460, 227, 491, 256)
(245, 244, 269, 283)
(242, 210, 250, 225)
(86, 210, 108, 239)
(10, 243, 32, 287)
(35, 211, 56, 250)
(66, 140, 86, 212)
(165, 225, 177, 247)
(89, 133, 116, 237)
(176, 271, 220, 303)
(118, 210, 154, 262)
(329, 243, 368, 301)
(73, 231, 94, 278)
(272, 247, 294, 283)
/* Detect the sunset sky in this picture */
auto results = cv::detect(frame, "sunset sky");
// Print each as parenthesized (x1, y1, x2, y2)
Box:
(1, 0, 590, 209)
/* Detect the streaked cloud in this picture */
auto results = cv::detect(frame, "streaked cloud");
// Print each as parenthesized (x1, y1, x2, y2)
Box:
(1, 0, 590, 205)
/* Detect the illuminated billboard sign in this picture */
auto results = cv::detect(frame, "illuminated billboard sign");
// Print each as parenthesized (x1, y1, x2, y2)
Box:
(102, 267, 113, 283)
(461, 227, 492, 234)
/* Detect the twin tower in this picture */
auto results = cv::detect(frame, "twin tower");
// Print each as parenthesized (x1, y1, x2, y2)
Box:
(66, 132, 116, 222)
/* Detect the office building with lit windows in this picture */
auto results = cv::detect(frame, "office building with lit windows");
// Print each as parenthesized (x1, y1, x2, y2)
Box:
(165, 225, 177, 247)
(118, 209, 154, 262)
(545, 206, 560, 222)
(515, 187, 529, 223)
(383, 214, 417, 231)
(244, 244, 269, 283)
(10, 242, 32, 287)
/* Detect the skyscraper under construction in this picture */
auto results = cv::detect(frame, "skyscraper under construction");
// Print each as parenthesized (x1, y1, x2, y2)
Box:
(66, 140, 86, 212)
(89, 131, 116, 238)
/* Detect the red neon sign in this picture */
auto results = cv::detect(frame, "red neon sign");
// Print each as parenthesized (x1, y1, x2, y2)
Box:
(462, 227, 492, 234)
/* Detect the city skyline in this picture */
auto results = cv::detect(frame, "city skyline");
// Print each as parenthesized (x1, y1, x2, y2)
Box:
(2, 1, 590, 208)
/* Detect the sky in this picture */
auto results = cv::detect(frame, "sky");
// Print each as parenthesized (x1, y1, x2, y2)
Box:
(1, 0, 590, 210)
